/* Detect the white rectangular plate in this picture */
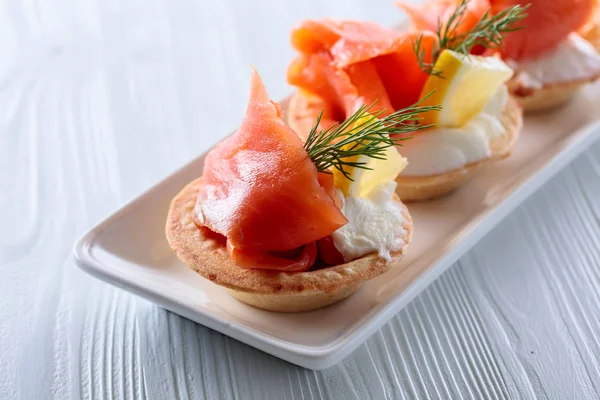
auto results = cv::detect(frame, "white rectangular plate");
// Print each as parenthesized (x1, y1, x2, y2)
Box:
(75, 84, 600, 370)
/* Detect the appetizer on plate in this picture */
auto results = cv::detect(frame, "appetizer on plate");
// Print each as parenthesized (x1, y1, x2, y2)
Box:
(400, 0, 600, 112)
(166, 67, 439, 312)
(286, 3, 524, 202)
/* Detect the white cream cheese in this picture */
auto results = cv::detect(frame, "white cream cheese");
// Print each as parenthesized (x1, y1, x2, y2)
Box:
(399, 86, 508, 177)
(332, 181, 406, 262)
(507, 33, 600, 89)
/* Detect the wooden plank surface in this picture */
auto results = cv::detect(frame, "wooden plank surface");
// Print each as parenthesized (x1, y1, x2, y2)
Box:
(1, 0, 599, 398)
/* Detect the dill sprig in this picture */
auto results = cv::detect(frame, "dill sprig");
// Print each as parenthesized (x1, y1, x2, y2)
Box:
(413, 0, 529, 76)
(304, 95, 441, 180)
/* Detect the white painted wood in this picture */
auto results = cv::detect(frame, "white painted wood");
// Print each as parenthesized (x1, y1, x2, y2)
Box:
(1, 0, 599, 399)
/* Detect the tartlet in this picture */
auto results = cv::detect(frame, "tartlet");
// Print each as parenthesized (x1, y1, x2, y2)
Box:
(166, 178, 412, 312)
(166, 67, 427, 312)
(287, 90, 523, 202)
(397, 0, 600, 112)
(286, 11, 525, 202)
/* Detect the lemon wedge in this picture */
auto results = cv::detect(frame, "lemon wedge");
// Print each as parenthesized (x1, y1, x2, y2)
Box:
(333, 114, 408, 198)
(419, 49, 513, 128)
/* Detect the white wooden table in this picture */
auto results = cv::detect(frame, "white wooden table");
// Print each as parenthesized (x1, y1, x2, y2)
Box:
(2, 0, 600, 398)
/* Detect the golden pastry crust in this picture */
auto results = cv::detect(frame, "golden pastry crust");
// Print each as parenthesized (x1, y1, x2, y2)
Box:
(285, 92, 523, 202)
(227, 284, 360, 313)
(166, 178, 413, 312)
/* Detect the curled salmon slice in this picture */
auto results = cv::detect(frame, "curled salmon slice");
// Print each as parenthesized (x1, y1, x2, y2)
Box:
(288, 51, 359, 119)
(491, 0, 599, 60)
(288, 19, 437, 116)
(227, 242, 318, 272)
(197, 67, 347, 254)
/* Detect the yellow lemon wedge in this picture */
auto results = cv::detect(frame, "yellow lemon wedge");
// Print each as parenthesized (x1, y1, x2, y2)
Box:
(419, 49, 513, 128)
(333, 114, 408, 198)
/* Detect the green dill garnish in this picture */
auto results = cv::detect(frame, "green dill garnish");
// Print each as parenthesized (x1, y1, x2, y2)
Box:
(413, 0, 529, 76)
(304, 94, 441, 181)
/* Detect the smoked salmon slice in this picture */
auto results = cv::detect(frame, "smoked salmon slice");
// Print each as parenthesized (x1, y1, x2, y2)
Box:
(196, 67, 348, 256)
(316, 236, 345, 266)
(291, 20, 413, 68)
(490, 0, 599, 60)
(397, 0, 490, 37)
(227, 242, 318, 272)
(288, 51, 359, 119)
(288, 19, 437, 119)
(345, 59, 396, 116)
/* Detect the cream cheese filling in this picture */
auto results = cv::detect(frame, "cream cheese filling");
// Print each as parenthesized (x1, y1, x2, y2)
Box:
(399, 86, 508, 177)
(332, 181, 407, 262)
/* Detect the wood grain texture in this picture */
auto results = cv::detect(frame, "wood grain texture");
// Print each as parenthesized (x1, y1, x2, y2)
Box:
(1, 0, 600, 399)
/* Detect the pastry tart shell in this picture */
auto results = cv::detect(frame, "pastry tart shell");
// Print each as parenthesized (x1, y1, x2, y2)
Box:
(166, 178, 413, 312)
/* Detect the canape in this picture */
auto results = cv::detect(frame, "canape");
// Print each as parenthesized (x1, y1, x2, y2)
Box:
(166, 67, 437, 312)
(286, 5, 524, 202)
(400, 0, 600, 112)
